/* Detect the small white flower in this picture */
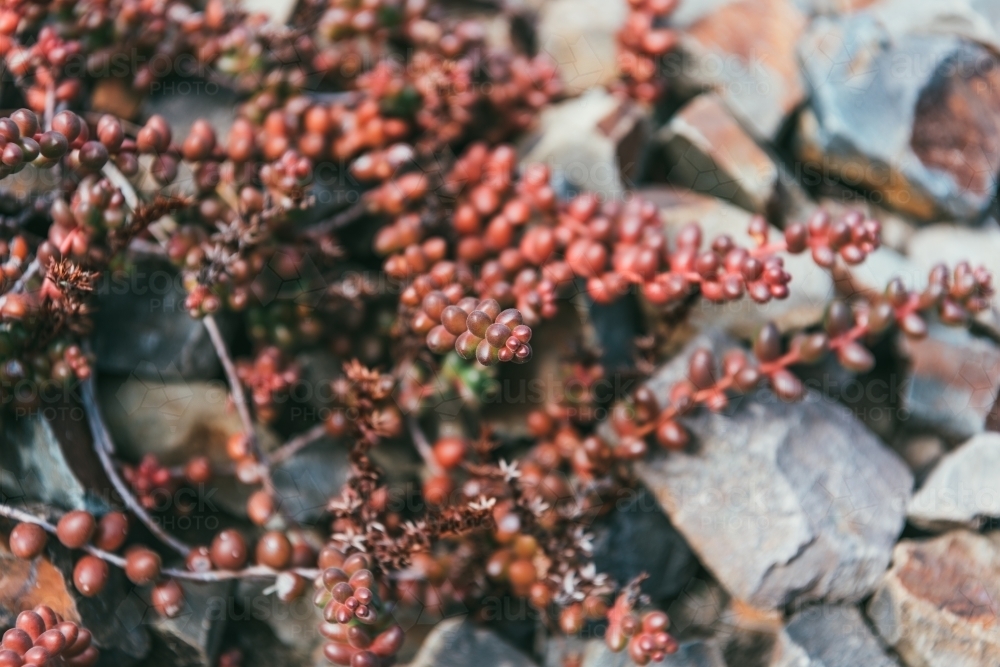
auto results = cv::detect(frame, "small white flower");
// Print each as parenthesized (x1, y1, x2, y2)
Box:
(499, 459, 521, 483)
(469, 495, 497, 512)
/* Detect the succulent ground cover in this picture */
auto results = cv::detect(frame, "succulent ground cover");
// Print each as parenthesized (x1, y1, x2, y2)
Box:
(0, 1, 998, 667)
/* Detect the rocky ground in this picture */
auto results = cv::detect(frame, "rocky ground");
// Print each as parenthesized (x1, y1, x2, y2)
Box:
(4, 0, 1000, 666)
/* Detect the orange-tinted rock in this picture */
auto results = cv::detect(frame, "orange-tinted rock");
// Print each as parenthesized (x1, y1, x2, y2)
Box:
(656, 94, 778, 213)
(673, 0, 807, 140)
(869, 531, 1000, 666)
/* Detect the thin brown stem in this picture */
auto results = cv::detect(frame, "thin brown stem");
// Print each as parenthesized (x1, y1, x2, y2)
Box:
(270, 423, 328, 465)
(81, 373, 192, 556)
(203, 315, 268, 465)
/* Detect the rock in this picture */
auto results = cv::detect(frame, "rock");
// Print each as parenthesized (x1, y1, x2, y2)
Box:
(48, 543, 151, 664)
(536, 0, 628, 95)
(641, 189, 833, 336)
(671, 0, 807, 141)
(270, 436, 349, 525)
(897, 433, 946, 481)
(831, 245, 925, 300)
(520, 89, 650, 200)
(906, 223, 1000, 276)
(1, 412, 110, 513)
(905, 222, 1000, 335)
(91, 77, 144, 120)
(898, 324, 1000, 441)
(709, 600, 795, 666)
(546, 638, 726, 667)
(407, 617, 537, 667)
(93, 260, 225, 380)
(635, 331, 913, 609)
(230, 0, 298, 25)
(908, 432, 1000, 529)
(234, 580, 323, 653)
(655, 94, 778, 214)
(665, 576, 730, 640)
(783, 605, 900, 667)
(0, 535, 80, 628)
(868, 531, 1000, 667)
(797, 10, 1000, 222)
(143, 579, 233, 667)
(97, 376, 239, 464)
(591, 487, 698, 603)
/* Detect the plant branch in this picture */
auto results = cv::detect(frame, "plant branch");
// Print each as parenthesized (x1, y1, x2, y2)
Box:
(270, 423, 328, 465)
(0, 503, 318, 582)
(81, 373, 193, 557)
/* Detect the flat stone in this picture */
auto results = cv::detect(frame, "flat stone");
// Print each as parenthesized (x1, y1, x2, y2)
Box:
(520, 89, 650, 200)
(783, 605, 899, 667)
(797, 9, 1000, 222)
(671, 0, 807, 141)
(868, 531, 1000, 667)
(635, 331, 912, 609)
(908, 432, 1000, 529)
(898, 324, 1000, 441)
(536, 0, 628, 95)
(407, 617, 537, 667)
(1, 412, 110, 514)
(656, 94, 778, 213)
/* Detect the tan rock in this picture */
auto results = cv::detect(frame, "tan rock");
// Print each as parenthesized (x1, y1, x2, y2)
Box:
(868, 531, 1000, 667)
(537, 0, 628, 95)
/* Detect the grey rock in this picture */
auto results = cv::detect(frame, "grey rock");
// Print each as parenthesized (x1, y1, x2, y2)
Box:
(93, 260, 225, 380)
(905, 222, 1000, 336)
(665, 576, 730, 640)
(783, 605, 899, 667)
(407, 617, 537, 667)
(908, 432, 1000, 529)
(868, 531, 1000, 667)
(546, 638, 726, 667)
(48, 544, 152, 664)
(797, 11, 1000, 222)
(270, 436, 349, 525)
(144, 579, 233, 667)
(520, 89, 650, 200)
(1, 412, 110, 513)
(898, 324, 1000, 441)
(635, 331, 913, 609)
(591, 487, 698, 602)
(656, 94, 778, 213)
(234, 579, 323, 653)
